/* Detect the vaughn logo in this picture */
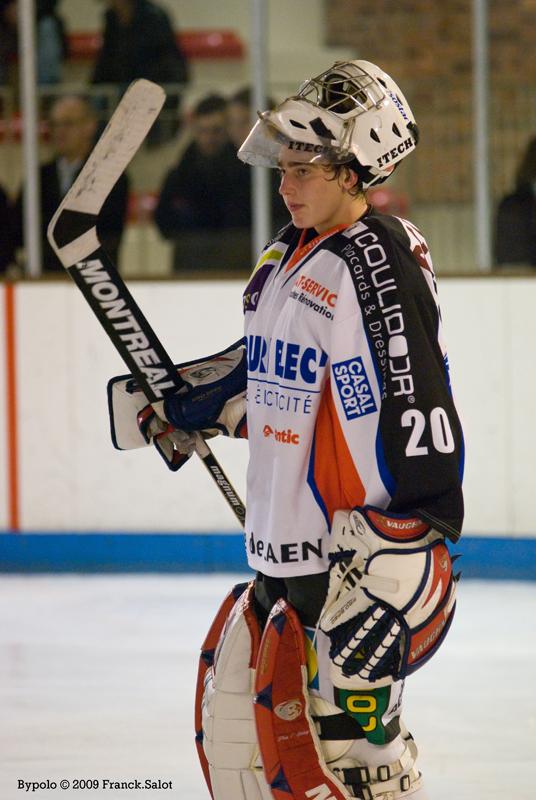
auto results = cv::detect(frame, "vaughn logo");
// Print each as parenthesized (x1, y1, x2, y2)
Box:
(263, 424, 300, 445)
(332, 357, 377, 421)
(366, 509, 429, 538)
(76, 259, 175, 398)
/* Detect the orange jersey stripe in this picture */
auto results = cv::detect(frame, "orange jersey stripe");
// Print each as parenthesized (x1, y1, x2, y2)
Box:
(312, 380, 366, 524)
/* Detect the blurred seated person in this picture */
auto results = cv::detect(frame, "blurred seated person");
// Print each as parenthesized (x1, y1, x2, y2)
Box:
(91, 0, 189, 145)
(226, 86, 289, 233)
(495, 136, 536, 268)
(155, 93, 253, 271)
(0, 183, 16, 273)
(13, 95, 129, 272)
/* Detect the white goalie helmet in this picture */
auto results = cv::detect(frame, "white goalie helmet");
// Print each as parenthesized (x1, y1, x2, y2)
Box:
(238, 59, 419, 188)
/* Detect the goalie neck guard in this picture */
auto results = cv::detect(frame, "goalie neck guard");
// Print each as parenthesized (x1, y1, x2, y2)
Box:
(238, 60, 419, 188)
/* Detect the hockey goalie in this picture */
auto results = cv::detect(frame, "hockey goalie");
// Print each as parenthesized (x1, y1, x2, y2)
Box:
(110, 60, 464, 800)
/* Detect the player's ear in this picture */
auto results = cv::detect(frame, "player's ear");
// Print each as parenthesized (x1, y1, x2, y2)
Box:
(340, 166, 359, 193)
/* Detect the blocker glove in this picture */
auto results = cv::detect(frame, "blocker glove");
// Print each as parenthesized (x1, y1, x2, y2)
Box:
(150, 341, 247, 435)
(108, 340, 247, 471)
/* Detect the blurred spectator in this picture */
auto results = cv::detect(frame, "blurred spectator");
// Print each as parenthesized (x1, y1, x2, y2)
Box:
(0, 183, 16, 272)
(227, 87, 256, 152)
(13, 95, 129, 272)
(0, 0, 17, 86)
(155, 94, 230, 234)
(155, 91, 290, 272)
(0, 1, 67, 86)
(226, 87, 288, 231)
(495, 136, 536, 268)
(155, 93, 254, 271)
(91, 0, 189, 144)
(36, 0, 67, 85)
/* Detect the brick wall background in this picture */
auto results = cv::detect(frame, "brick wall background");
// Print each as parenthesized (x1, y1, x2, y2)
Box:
(325, 0, 536, 204)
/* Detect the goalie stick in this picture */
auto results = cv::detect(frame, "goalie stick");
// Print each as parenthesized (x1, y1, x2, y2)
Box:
(47, 79, 246, 527)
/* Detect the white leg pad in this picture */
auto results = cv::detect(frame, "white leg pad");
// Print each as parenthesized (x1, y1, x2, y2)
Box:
(201, 583, 273, 800)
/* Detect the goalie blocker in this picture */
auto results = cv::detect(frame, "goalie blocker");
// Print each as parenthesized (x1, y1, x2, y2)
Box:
(108, 340, 247, 471)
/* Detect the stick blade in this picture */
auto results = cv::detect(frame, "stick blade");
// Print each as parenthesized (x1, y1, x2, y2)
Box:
(47, 79, 166, 268)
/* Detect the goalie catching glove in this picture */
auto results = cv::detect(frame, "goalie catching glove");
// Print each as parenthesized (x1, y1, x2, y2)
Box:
(319, 507, 459, 689)
(108, 340, 247, 471)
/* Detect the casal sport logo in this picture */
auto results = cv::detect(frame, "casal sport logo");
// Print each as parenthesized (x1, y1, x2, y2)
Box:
(332, 356, 377, 421)
(263, 424, 300, 445)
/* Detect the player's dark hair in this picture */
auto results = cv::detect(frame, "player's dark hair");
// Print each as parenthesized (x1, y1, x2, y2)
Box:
(326, 159, 367, 198)
(194, 94, 227, 118)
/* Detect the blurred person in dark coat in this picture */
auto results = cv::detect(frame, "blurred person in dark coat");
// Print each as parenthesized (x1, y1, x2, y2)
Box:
(91, 0, 188, 86)
(155, 94, 234, 235)
(155, 93, 256, 271)
(226, 86, 288, 232)
(13, 95, 129, 272)
(91, 0, 188, 144)
(495, 136, 536, 267)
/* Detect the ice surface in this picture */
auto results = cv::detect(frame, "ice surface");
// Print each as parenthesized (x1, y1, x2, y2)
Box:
(0, 575, 535, 799)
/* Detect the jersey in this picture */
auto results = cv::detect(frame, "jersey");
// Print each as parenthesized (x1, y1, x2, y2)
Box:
(242, 208, 464, 578)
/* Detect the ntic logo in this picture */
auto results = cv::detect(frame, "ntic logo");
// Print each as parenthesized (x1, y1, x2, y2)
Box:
(333, 357, 377, 421)
(263, 424, 300, 445)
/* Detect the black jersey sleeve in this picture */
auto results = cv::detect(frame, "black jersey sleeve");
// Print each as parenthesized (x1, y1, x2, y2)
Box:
(340, 213, 464, 540)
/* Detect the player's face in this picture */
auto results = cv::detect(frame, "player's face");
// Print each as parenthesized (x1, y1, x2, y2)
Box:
(278, 149, 359, 232)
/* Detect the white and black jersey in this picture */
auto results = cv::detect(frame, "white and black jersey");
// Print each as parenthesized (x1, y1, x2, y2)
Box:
(242, 208, 464, 578)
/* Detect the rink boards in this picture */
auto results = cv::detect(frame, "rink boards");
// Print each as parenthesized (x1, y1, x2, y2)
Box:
(1, 277, 535, 578)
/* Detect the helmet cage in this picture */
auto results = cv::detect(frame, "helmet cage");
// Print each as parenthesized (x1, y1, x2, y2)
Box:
(296, 62, 387, 119)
